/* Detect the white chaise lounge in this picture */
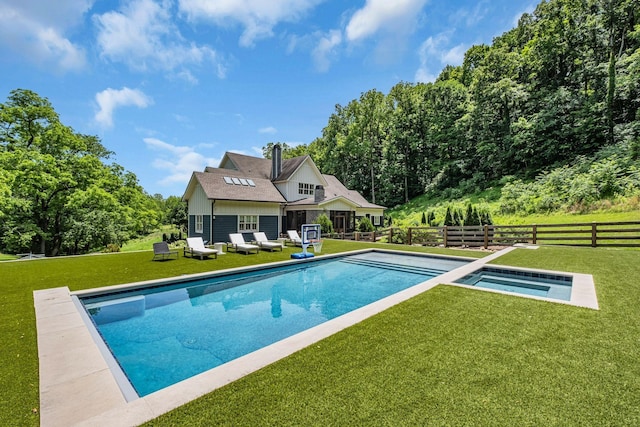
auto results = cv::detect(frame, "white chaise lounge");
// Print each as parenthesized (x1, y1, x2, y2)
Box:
(287, 230, 302, 246)
(253, 232, 283, 251)
(185, 237, 218, 260)
(228, 233, 260, 254)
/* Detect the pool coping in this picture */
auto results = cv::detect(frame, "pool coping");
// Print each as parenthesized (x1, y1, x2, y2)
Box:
(34, 247, 598, 426)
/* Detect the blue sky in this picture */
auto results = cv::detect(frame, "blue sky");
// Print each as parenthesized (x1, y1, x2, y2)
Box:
(0, 0, 534, 198)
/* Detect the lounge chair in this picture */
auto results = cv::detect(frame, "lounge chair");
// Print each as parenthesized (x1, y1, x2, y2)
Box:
(287, 230, 302, 246)
(253, 232, 283, 251)
(152, 241, 178, 261)
(227, 233, 259, 254)
(184, 237, 218, 260)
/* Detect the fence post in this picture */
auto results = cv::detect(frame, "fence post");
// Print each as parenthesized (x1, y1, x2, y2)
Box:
(389, 228, 393, 243)
(592, 222, 597, 247)
(484, 225, 489, 249)
(408, 228, 413, 246)
(443, 226, 448, 247)
(532, 224, 537, 244)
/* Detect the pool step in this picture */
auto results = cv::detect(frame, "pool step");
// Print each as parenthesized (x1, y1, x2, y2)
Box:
(473, 275, 552, 291)
(340, 257, 445, 277)
(465, 273, 573, 291)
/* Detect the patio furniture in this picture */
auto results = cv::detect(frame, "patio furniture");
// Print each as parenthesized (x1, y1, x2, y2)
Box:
(228, 233, 259, 254)
(152, 242, 178, 261)
(253, 232, 283, 251)
(184, 237, 218, 260)
(287, 230, 302, 246)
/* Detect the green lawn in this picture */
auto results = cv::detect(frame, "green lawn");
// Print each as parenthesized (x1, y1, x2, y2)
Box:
(2, 241, 639, 425)
(120, 226, 183, 252)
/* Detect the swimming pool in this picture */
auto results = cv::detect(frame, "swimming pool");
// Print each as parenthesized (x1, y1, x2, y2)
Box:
(455, 266, 573, 301)
(79, 251, 469, 397)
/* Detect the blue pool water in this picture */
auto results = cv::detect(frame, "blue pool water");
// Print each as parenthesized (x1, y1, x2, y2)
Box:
(455, 266, 572, 301)
(81, 252, 468, 397)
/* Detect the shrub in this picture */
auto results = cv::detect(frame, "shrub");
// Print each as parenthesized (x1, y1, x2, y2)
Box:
(316, 213, 334, 234)
(103, 243, 120, 253)
(390, 228, 407, 244)
(356, 217, 374, 232)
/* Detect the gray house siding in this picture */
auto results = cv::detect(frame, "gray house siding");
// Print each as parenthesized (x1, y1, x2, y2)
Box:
(189, 215, 211, 243)
(211, 215, 280, 242)
(212, 215, 237, 243)
(259, 216, 279, 240)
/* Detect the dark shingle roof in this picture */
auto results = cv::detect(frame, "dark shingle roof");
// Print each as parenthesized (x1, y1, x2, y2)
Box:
(193, 170, 285, 203)
(190, 151, 384, 208)
(286, 174, 385, 209)
(220, 152, 310, 181)
(220, 152, 271, 179)
(273, 155, 307, 181)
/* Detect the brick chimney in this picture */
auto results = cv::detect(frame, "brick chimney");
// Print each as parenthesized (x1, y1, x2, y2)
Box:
(314, 185, 325, 202)
(271, 144, 282, 180)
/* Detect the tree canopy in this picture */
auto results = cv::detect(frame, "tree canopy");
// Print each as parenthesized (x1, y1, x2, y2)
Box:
(302, 0, 639, 208)
(0, 89, 178, 256)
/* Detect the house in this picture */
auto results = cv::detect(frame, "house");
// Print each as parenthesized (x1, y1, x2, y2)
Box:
(182, 145, 385, 243)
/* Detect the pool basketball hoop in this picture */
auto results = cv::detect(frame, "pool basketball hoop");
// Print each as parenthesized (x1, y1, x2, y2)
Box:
(291, 224, 322, 259)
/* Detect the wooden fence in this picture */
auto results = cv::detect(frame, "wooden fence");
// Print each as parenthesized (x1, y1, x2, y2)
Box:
(353, 221, 640, 248)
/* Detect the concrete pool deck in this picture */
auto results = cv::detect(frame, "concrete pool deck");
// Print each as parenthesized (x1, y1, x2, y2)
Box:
(34, 247, 598, 426)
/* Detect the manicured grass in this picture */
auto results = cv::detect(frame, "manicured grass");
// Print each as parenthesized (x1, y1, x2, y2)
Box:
(120, 226, 182, 252)
(0, 240, 479, 426)
(3, 242, 639, 425)
(142, 246, 640, 426)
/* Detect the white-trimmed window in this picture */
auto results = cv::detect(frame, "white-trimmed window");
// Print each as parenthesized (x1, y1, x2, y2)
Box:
(195, 215, 204, 233)
(238, 215, 258, 232)
(372, 215, 381, 226)
(298, 183, 315, 195)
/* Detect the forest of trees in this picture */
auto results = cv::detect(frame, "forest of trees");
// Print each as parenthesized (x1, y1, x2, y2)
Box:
(0, 90, 186, 256)
(285, 0, 639, 209)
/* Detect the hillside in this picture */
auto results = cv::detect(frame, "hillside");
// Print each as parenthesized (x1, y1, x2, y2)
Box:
(387, 143, 640, 228)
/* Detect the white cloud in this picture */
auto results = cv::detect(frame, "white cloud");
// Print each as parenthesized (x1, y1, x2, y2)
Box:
(415, 32, 465, 83)
(442, 44, 466, 65)
(450, 1, 489, 28)
(94, 0, 224, 78)
(0, 0, 90, 72)
(145, 137, 220, 185)
(259, 126, 278, 134)
(312, 29, 342, 72)
(345, 0, 428, 43)
(178, 0, 324, 47)
(95, 87, 153, 128)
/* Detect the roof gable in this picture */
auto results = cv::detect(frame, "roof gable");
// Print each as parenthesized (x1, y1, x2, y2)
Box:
(321, 175, 385, 209)
(274, 155, 327, 185)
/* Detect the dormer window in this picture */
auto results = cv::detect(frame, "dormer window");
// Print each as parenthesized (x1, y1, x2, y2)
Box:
(298, 183, 315, 195)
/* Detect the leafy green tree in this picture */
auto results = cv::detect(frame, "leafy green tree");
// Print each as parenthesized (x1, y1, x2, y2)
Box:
(443, 206, 455, 226)
(427, 210, 436, 226)
(0, 89, 161, 255)
(164, 195, 188, 230)
(262, 142, 309, 159)
(464, 204, 480, 226)
(303, 0, 640, 209)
